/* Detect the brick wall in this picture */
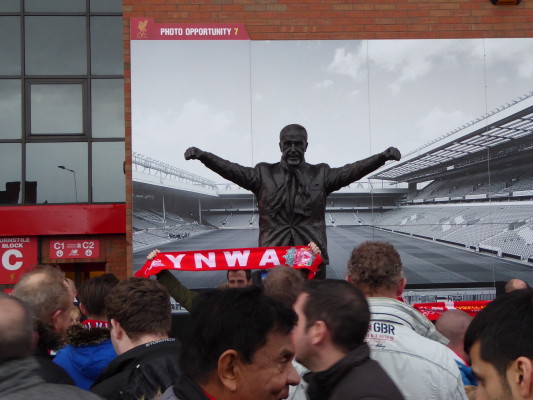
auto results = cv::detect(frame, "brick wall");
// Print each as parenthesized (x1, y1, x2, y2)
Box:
(42, 234, 129, 279)
(122, 0, 533, 270)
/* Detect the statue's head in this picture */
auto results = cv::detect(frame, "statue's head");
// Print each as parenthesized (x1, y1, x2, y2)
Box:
(279, 124, 308, 167)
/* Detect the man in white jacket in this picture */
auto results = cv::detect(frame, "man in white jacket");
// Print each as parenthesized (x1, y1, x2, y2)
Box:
(345, 241, 468, 400)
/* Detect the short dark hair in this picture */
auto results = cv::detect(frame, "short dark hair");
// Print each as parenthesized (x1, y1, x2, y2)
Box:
(78, 273, 119, 316)
(464, 289, 533, 375)
(347, 241, 403, 294)
(279, 124, 308, 142)
(0, 294, 34, 363)
(106, 277, 171, 341)
(263, 266, 305, 308)
(181, 286, 297, 383)
(226, 269, 251, 281)
(301, 279, 370, 352)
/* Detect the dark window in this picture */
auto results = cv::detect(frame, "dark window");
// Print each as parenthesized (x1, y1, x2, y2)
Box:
(0, 4, 124, 205)
(26, 142, 88, 204)
(91, 17, 124, 75)
(25, 0, 86, 12)
(91, 0, 122, 13)
(0, 17, 21, 75)
(28, 82, 85, 135)
(0, 143, 22, 204)
(0, 1, 19, 12)
(92, 142, 125, 202)
(92, 79, 125, 138)
(0, 80, 22, 139)
(25, 16, 87, 76)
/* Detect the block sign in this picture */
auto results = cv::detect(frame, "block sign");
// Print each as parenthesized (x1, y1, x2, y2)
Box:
(0, 237, 38, 284)
(50, 240, 100, 259)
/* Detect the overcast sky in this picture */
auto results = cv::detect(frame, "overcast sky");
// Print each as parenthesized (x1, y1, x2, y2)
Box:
(132, 38, 533, 183)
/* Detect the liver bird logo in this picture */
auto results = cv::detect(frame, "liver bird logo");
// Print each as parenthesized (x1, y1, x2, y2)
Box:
(137, 20, 148, 38)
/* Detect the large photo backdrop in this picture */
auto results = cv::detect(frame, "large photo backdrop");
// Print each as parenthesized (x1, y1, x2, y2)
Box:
(131, 18, 533, 287)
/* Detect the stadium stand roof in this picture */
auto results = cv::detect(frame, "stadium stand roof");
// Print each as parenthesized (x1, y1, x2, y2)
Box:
(371, 92, 533, 183)
(133, 152, 218, 192)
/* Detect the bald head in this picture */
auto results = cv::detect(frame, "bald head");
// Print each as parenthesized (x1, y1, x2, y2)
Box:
(0, 294, 34, 363)
(14, 266, 73, 336)
(435, 309, 472, 360)
(505, 278, 529, 293)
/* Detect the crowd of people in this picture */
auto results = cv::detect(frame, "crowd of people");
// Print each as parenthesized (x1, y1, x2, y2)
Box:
(1, 241, 532, 400)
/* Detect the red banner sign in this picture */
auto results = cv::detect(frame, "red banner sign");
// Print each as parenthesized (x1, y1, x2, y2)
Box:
(50, 240, 100, 259)
(130, 18, 249, 41)
(0, 237, 38, 284)
(135, 246, 322, 279)
(413, 300, 491, 321)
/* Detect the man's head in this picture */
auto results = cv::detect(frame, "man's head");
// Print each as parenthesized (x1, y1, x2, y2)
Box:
(293, 279, 370, 371)
(346, 241, 405, 298)
(262, 266, 305, 308)
(78, 273, 119, 320)
(0, 294, 34, 363)
(13, 265, 74, 335)
(505, 278, 530, 293)
(65, 278, 77, 299)
(464, 289, 533, 400)
(435, 309, 472, 362)
(279, 124, 308, 167)
(106, 277, 171, 353)
(226, 269, 251, 288)
(181, 286, 299, 400)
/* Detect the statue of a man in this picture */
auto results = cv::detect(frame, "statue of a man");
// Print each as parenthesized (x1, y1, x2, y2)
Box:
(185, 124, 401, 278)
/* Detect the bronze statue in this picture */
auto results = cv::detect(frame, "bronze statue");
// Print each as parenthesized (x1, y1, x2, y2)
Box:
(185, 124, 401, 279)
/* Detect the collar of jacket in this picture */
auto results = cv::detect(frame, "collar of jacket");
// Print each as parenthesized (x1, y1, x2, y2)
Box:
(368, 297, 448, 345)
(66, 323, 111, 346)
(304, 343, 370, 399)
(94, 338, 179, 383)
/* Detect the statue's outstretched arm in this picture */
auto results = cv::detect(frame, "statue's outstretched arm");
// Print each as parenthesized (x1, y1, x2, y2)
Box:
(326, 146, 401, 193)
(184, 147, 259, 192)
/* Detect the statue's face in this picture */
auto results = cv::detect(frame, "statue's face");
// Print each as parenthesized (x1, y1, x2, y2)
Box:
(279, 130, 308, 167)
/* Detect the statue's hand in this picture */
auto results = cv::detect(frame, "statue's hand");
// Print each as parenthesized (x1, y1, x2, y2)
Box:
(184, 147, 203, 160)
(383, 147, 401, 161)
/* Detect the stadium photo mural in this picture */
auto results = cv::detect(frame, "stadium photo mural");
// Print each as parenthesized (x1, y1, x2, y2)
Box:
(131, 19, 533, 289)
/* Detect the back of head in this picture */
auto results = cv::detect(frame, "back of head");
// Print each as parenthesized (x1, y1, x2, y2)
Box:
(13, 265, 71, 323)
(435, 309, 472, 350)
(0, 294, 34, 363)
(346, 241, 403, 297)
(181, 286, 297, 384)
(78, 273, 119, 317)
(464, 289, 533, 375)
(301, 279, 370, 353)
(263, 266, 305, 308)
(106, 277, 171, 341)
(505, 278, 530, 293)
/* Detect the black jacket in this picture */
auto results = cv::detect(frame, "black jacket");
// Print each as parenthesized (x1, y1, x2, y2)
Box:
(91, 338, 182, 400)
(159, 374, 210, 400)
(34, 345, 75, 386)
(199, 152, 387, 279)
(305, 343, 404, 400)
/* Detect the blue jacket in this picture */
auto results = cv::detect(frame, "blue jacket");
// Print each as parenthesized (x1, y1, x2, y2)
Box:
(54, 323, 117, 390)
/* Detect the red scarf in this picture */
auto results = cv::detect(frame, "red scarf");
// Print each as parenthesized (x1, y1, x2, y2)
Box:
(83, 319, 110, 329)
(413, 300, 490, 321)
(135, 246, 322, 279)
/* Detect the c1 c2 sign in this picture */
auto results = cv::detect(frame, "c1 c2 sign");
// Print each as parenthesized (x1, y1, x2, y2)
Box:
(0, 237, 38, 284)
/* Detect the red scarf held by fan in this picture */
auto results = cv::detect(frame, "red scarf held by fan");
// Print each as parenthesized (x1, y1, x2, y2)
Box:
(135, 246, 322, 279)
